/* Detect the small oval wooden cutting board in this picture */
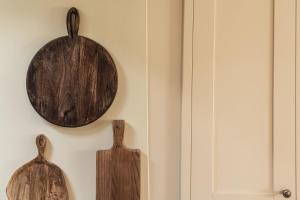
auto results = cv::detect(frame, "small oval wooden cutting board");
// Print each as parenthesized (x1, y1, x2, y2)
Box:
(7, 135, 68, 200)
(96, 120, 140, 200)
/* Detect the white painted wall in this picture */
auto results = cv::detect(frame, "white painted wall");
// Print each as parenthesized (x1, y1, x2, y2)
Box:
(0, 1, 182, 200)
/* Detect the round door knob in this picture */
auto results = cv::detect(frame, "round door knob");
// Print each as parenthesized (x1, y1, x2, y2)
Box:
(281, 189, 292, 198)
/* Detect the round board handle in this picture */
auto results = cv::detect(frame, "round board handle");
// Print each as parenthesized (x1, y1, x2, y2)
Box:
(113, 120, 125, 148)
(67, 7, 80, 38)
(36, 134, 47, 160)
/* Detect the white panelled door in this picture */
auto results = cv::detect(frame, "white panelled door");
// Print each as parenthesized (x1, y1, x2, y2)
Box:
(181, 0, 297, 200)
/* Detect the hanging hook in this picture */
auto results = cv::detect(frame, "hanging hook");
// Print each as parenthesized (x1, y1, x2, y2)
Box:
(67, 7, 80, 38)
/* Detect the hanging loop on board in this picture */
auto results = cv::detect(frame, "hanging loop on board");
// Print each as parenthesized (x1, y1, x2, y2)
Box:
(113, 120, 125, 148)
(36, 134, 47, 160)
(67, 7, 80, 38)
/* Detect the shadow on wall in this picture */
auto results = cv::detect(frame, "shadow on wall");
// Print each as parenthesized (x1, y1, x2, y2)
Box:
(64, 173, 76, 200)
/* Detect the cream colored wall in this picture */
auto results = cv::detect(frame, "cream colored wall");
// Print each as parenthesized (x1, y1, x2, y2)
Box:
(148, 0, 182, 199)
(0, 1, 182, 200)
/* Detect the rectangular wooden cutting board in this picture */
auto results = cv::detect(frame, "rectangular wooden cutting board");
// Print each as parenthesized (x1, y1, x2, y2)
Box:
(96, 120, 140, 200)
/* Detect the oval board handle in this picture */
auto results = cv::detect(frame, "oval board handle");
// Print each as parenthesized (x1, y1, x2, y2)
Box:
(36, 134, 47, 160)
(113, 120, 125, 148)
(67, 7, 80, 38)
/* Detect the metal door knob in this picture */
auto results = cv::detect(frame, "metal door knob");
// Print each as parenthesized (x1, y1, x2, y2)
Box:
(281, 189, 292, 198)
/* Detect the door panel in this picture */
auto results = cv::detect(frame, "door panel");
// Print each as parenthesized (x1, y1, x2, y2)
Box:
(214, 0, 273, 193)
(182, 0, 296, 200)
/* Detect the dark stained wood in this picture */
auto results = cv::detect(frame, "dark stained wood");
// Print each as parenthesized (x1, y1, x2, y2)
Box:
(67, 8, 79, 39)
(96, 120, 140, 200)
(26, 7, 118, 127)
(7, 135, 69, 200)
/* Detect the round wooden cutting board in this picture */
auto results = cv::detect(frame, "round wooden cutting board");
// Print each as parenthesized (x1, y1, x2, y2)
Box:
(7, 135, 69, 200)
(26, 7, 118, 127)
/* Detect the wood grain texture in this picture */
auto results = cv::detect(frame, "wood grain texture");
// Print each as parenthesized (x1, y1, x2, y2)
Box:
(26, 7, 118, 127)
(96, 120, 140, 200)
(7, 135, 69, 200)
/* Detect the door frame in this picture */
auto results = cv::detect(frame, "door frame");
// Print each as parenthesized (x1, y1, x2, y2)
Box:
(181, 0, 298, 199)
(297, 0, 300, 199)
(180, 0, 194, 198)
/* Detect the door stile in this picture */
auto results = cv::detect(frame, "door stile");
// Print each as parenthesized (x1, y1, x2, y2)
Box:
(274, 0, 296, 199)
